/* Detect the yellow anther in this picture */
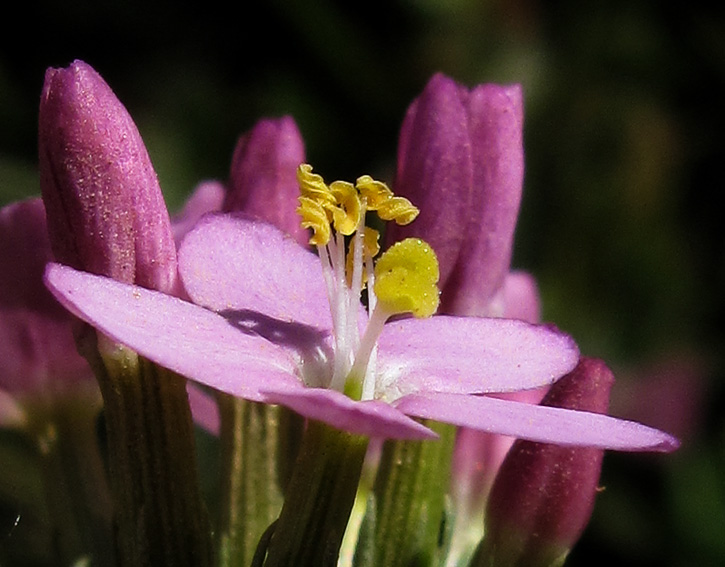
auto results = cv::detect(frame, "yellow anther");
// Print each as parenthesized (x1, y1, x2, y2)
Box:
(329, 180, 361, 236)
(361, 227, 381, 258)
(373, 238, 440, 318)
(345, 228, 380, 287)
(356, 175, 419, 226)
(297, 164, 336, 245)
(356, 175, 393, 208)
(375, 196, 419, 225)
(297, 196, 331, 246)
(297, 164, 335, 207)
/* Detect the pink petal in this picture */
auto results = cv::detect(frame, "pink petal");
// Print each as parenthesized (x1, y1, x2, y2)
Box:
(261, 385, 437, 440)
(179, 214, 332, 331)
(502, 271, 541, 323)
(395, 392, 680, 451)
(172, 180, 225, 245)
(0, 388, 27, 428)
(376, 316, 579, 397)
(0, 199, 93, 393)
(44, 263, 303, 402)
(187, 383, 220, 436)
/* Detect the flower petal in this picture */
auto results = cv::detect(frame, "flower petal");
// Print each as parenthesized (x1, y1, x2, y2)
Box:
(501, 271, 541, 323)
(261, 385, 437, 440)
(44, 263, 302, 401)
(395, 392, 680, 451)
(187, 383, 220, 436)
(0, 388, 27, 428)
(0, 199, 93, 394)
(172, 180, 225, 245)
(376, 316, 579, 398)
(179, 214, 332, 331)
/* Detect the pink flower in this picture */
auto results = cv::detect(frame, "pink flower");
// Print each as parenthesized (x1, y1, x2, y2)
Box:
(44, 207, 677, 449)
(0, 198, 96, 426)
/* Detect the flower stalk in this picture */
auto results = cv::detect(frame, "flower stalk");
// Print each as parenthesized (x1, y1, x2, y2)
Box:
(261, 420, 369, 567)
(362, 420, 457, 567)
(85, 339, 213, 566)
(26, 395, 114, 566)
(216, 397, 293, 567)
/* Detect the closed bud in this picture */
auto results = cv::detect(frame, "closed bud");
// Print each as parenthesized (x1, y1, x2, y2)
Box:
(39, 60, 177, 293)
(224, 116, 308, 245)
(477, 358, 613, 567)
(388, 73, 524, 317)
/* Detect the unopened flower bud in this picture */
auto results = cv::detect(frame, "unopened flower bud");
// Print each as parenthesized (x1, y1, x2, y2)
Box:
(39, 60, 177, 293)
(388, 73, 524, 317)
(476, 357, 613, 567)
(224, 116, 308, 245)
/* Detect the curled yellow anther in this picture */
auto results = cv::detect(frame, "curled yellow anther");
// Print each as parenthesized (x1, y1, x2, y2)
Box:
(356, 175, 419, 225)
(373, 238, 439, 318)
(356, 175, 393, 208)
(297, 196, 332, 246)
(297, 164, 335, 207)
(375, 196, 419, 225)
(297, 164, 336, 245)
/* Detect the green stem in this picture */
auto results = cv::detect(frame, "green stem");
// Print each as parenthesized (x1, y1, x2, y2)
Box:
(217, 396, 300, 567)
(262, 420, 369, 567)
(92, 346, 213, 567)
(368, 421, 457, 567)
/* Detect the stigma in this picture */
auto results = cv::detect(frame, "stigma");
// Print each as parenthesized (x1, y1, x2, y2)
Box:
(296, 164, 440, 400)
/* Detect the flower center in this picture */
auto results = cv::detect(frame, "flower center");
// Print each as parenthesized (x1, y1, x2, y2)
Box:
(296, 164, 440, 400)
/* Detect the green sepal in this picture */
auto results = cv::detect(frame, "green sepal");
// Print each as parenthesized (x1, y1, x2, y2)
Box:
(89, 341, 213, 567)
(216, 396, 301, 567)
(368, 420, 456, 567)
(261, 420, 369, 567)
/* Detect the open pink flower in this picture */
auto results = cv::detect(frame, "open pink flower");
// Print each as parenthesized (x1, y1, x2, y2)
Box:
(44, 206, 677, 449)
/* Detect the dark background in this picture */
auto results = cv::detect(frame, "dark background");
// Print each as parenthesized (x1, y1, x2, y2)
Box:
(1, 1, 724, 565)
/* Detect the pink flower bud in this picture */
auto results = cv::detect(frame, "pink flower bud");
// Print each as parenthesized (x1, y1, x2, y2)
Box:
(388, 73, 524, 317)
(478, 358, 613, 567)
(39, 60, 177, 293)
(224, 116, 308, 245)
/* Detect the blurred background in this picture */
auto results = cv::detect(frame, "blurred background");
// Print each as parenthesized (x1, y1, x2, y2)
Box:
(1, 1, 723, 565)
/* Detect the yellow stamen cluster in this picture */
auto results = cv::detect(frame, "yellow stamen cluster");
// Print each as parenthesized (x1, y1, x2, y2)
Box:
(296, 164, 441, 398)
(296, 164, 419, 246)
